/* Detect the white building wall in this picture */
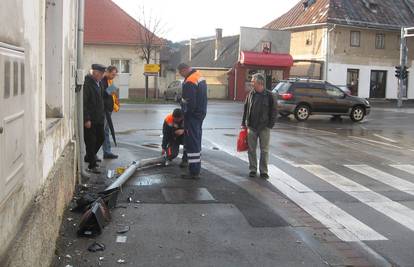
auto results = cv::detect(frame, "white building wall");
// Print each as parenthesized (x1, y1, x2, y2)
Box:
(328, 62, 414, 99)
(0, 0, 78, 260)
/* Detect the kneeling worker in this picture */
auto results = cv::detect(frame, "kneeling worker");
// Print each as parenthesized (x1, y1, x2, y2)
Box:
(161, 108, 188, 167)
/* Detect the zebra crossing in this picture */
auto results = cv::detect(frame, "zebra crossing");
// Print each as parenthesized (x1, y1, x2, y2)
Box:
(270, 162, 414, 243)
(207, 140, 414, 243)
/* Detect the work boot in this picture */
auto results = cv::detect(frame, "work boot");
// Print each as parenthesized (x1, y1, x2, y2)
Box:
(260, 173, 269, 179)
(86, 166, 101, 174)
(104, 153, 118, 159)
(179, 159, 188, 168)
(181, 173, 200, 180)
(249, 171, 257, 178)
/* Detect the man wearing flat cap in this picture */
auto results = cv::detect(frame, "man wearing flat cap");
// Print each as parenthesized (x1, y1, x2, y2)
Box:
(83, 64, 106, 173)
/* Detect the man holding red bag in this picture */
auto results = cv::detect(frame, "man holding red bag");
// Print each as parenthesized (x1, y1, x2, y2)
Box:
(241, 73, 277, 179)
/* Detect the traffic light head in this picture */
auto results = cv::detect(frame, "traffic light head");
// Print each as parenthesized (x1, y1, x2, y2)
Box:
(395, 65, 402, 78)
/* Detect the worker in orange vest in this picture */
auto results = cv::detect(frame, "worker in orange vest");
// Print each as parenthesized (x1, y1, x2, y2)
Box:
(161, 108, 188, 167)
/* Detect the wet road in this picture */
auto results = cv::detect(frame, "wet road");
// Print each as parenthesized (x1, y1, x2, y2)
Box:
(112, 101, 414, 267)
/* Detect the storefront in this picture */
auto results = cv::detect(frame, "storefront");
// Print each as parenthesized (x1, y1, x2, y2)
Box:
(228, 51, 293, 101)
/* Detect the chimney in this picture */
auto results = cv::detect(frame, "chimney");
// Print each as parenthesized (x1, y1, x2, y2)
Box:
(214, 28, 223, 61)
(189, 38, 195, 61)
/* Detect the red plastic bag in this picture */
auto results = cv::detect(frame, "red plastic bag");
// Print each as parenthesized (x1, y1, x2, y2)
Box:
(237, 128, 248, 152)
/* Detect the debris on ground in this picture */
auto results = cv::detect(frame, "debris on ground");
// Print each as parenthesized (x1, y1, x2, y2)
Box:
(116, 167, 126, 175)
(87, 241, 106, 252)
(107, 169, 115, 179)
(117, 259, 126, 264)
(77, 198, 111, 237)
(116, 235, 127, 243)
(117, 225, 130, 234)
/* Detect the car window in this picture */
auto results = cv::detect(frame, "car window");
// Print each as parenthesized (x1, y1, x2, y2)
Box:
(326, 85, 344, 97)
(168, 82, 175, 89)
(294, 87, 326, 96)
(273, 82, 291, 94)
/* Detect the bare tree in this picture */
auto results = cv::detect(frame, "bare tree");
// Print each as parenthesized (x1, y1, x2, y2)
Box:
(136, 6, 167, 100)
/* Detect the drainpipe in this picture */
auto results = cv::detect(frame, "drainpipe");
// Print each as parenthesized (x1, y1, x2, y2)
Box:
(324, 24, 336, 81)
(75, 0, 90, 182)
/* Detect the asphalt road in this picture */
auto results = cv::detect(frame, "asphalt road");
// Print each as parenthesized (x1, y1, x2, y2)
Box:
(110, 101, 414, 267)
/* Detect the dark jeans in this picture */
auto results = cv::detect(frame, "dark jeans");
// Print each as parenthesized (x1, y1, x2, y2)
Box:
(166, 135, 187, 161)
(84, 123, 105, 169)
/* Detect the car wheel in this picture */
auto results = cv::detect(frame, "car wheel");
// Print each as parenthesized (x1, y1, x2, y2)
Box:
(350, 106, 365, 122)
(294, 104, 310, 121)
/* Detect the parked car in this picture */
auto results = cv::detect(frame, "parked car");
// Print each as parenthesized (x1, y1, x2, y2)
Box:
(272, 79, 370, 122)
(164, 80, 183, 101)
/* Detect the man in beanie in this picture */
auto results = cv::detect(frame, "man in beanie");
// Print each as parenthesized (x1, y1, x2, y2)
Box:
(83, 64, 106, 173)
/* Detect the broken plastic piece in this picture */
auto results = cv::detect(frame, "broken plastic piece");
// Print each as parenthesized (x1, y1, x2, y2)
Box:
(77, 198, 111, 237)
(117, 259, 126, 264)
(107, 169, 115, 179)
(116, 235, 127, 243)
(117, 225, 130, 234)
(88, 242, 106, 252)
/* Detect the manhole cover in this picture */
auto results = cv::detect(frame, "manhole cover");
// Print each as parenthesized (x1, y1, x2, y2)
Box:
(162, 188, 215, 203)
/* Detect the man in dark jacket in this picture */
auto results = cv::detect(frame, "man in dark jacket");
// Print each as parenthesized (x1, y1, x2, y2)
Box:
(83, 64, 106, 173)
(101, 65, 118, 159)
(177, 63, 208, 179)
(241, 73, 277, 179)
(161, 108, 188, 167)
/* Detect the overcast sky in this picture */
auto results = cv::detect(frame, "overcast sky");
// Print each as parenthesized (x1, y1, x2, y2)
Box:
(113, 0, 298, 42)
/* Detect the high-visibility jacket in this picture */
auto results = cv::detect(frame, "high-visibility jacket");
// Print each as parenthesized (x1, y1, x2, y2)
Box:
(161, 113, 184, 149)
(181, 69, 207, 120)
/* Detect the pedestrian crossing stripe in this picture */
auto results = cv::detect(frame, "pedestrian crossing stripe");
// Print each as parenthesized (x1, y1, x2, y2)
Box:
(267, 165, 387, 241)
(346, 165, 414, 193)
(301, 165, 414, 233)
(390, 164, 414, 175)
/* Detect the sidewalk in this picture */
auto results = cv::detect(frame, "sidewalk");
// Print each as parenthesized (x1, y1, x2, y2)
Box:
(52, 144, 367, 267)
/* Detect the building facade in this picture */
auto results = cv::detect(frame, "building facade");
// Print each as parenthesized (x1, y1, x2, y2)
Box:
(0, 0, 79, 266)
(84, 0, 162, 99)
(266, 0, 414, 99)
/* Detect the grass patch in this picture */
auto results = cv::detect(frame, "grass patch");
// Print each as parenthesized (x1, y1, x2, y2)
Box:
(120, 98, 176, 104)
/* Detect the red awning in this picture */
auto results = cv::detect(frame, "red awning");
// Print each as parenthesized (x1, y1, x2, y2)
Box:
(240, 51, 293, 68)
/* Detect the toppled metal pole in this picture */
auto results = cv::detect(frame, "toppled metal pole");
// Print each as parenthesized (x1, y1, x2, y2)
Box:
(103, 156, 166, 193)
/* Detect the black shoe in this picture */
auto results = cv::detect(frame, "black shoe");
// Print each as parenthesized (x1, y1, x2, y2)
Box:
(181, 173, 200, 180)
(104, 153, 118, 159)
(95, 156, 102, 162)
(249, 171, 257, 178)
(260, 173, 269, 179)
(86, 166, 101, 174)
(179, 160, 188, 168)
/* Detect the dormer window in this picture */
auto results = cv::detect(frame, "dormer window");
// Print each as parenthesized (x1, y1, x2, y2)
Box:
(303, 0, 316, 10)
(361, 0, 378, 13)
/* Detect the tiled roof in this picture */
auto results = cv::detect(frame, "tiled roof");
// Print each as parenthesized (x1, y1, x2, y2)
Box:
(84, 0, 162, 45)
(179, 35, 240, 69)
(265, 0, 414, 31)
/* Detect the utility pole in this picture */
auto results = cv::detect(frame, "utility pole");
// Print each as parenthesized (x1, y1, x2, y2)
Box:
(398, 27, 414, 108)
(398, 28, 407, 108)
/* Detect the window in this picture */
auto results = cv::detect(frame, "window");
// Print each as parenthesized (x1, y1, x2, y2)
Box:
(4, 60, 10, 98)
(111, 59, 130, 73)
(375, 33, 385, 49)
(13, 61, 18, 96)
(326, 85, 344, 97)
(21, 63, 24, 94)
(350, 31, 361, 47)
(306, 32, 314, 46)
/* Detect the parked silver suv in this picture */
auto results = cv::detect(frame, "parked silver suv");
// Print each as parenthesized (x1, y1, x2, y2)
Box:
(164, 80, 183, 101)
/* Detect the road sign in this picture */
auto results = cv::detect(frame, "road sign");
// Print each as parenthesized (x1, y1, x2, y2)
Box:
(144, 64, 160, 75)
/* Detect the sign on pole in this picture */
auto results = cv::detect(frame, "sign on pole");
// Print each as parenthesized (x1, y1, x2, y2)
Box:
(144, 64, 160, 76)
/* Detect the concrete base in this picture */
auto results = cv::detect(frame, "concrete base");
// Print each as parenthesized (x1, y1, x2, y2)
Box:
(0, 144, 76, 267)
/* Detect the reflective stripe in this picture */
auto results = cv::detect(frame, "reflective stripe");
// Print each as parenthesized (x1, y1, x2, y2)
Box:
(187, 152, 201, 157)
(188, 159, 201, 163)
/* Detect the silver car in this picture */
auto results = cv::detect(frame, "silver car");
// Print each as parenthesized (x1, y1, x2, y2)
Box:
(164, 80, 183, 100)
